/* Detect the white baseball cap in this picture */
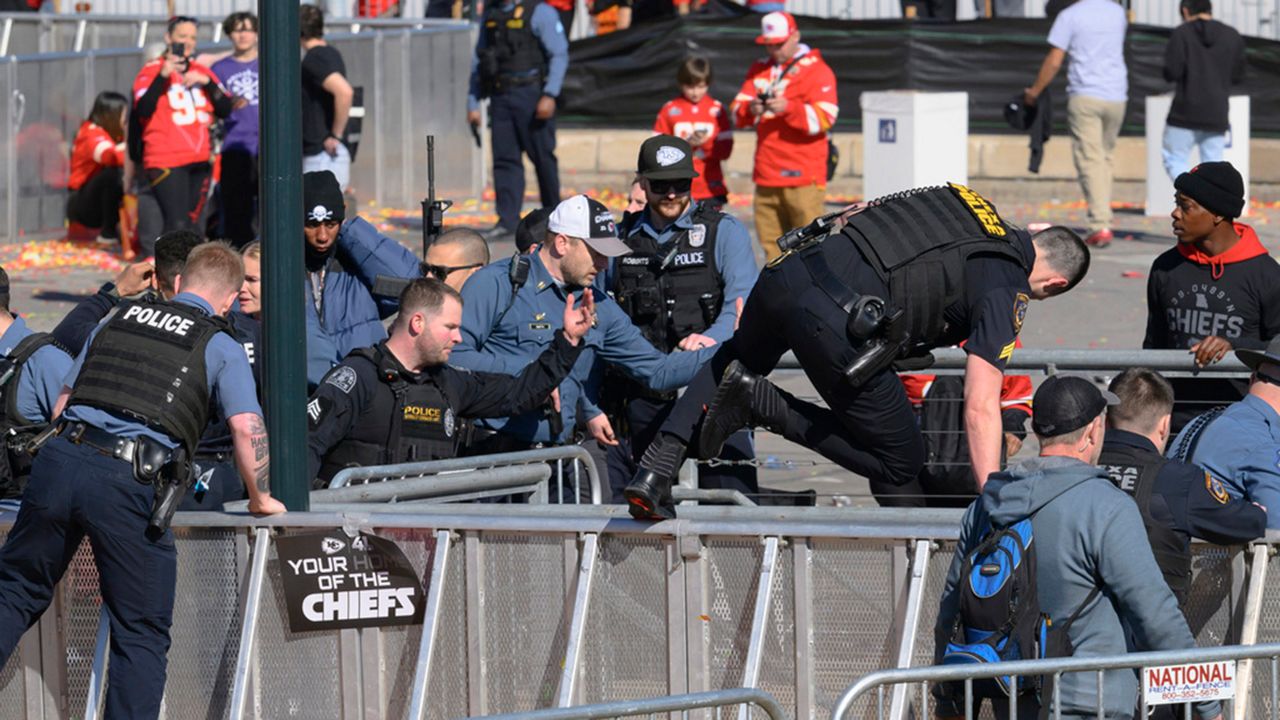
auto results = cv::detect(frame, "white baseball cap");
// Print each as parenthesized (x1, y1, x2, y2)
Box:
(547, 195, 631, 257)
(756, 11, 797, 45)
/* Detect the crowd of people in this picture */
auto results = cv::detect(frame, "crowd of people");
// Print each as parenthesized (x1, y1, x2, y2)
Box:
(0, 0, 1269, 717)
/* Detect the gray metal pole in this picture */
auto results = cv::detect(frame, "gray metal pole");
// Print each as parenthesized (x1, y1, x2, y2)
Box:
(258, 0, 308, 510)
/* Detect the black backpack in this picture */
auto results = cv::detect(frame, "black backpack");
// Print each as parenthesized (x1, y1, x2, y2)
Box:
(919, 375, 978, 502)
(0, 333, 60, 499)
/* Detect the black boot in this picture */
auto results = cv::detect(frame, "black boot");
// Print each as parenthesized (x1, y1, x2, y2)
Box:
(698, 360, 788, 460)
(623, 433, 685, 521)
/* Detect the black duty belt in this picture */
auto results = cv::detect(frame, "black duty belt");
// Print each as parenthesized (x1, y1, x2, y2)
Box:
(495, 72, 542, 90)
(194, 450, 233, 464)
(59, 422, 139, 464)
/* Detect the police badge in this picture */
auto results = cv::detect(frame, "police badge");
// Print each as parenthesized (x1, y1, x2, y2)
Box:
(444, 408, 455, 438)
(688, 224, 706, 248)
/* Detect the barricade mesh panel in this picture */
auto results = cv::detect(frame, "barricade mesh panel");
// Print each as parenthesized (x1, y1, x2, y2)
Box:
(481, 531, 571, 712)
(756, 542, 796, 720)
(1185, 545, 1237, 647)
(1249, 549, 1280, 719)
(256, 529, 343, 719)
(425, 532, 469, 719)
(60, 539, 100, 713)
(163, 528, 246, 719)
(580, 534, 670, 704)
(0, 527, 22, 714)
(809, 539, 897, 720)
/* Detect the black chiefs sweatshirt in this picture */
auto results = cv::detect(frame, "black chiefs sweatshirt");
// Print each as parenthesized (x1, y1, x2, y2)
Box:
(1144, 223, 1280, 428)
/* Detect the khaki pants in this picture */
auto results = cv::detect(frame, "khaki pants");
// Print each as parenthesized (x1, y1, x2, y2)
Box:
(753, 183, 826, 262)
(1066, 95, 1126, 233)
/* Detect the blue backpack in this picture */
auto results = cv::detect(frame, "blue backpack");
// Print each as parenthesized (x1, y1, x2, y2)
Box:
(941, 515, 1099, 701)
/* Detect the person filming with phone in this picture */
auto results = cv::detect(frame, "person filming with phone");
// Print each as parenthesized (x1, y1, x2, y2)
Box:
(130, 15, 233, 254)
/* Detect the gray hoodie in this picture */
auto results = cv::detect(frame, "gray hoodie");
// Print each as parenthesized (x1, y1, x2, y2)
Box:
(934, 456, 1220, 719)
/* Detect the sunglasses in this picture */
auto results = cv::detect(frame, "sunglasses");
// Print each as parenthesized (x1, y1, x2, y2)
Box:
(647, 178, 692, 196)
(425, 262, 484, 281)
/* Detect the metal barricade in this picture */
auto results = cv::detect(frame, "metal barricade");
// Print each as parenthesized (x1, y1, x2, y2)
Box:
(0, 23, 478, 245)
(470, 688, 791, 720)
(832, 643, 1280, 720)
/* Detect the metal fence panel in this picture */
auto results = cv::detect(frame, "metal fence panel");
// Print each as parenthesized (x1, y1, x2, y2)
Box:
(481, 531, 574, 713)
(255, 529, 345, 720)
(579, 534, 673, 705)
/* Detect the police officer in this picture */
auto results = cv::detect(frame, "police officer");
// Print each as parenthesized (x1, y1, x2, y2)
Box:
(0, 265, 73, 501)
(307, 277, 593, 486)
(1172, 335, 1280, 528)
(1099, 368, 1265, 609)
(624, 186, 1091, 519)
(466, 0, 568, 242)
(0, 243, 284, 719)
(605, 135, 757, 501)
(452, 194, 715, 459)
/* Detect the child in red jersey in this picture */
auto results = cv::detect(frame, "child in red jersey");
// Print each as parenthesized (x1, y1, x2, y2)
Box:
(67, 91, 128, 245)
(652, 56, 733, 207)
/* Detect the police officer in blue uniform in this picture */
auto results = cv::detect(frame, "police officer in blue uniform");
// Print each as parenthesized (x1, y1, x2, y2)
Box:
(604, 135, 758, 501)
(1172, 335, 1280, 527)
(307, 277, 592, 486)
(1099, 368, 1265, 609)
(0, 243, 285, 719)
(624, 186, 1092, 519)
(0, 266, 73, 501)
(452, 194, 715, 459)
(466, 0, 568, 242)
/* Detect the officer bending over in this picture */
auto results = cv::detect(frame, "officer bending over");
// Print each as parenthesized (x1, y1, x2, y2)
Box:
(0, 242, 284, 719)
(307, 276, 594, 487)
(625, 185, 1090, 518)
(0, 265, 73, 501)
(1099, 367, 1264, 609)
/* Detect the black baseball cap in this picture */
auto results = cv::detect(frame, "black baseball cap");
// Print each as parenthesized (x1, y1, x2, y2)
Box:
(547, 195, 631, 257)
(637, 134, 699, 181)
(1031, 375, 1120, 438)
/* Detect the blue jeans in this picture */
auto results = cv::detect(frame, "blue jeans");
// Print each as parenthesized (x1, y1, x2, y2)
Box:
(750, 2, 785, 10)
(1162, 124, 1227, 181)
(0, 437, 175, 719)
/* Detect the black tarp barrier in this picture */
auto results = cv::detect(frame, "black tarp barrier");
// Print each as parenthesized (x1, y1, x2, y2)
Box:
(561, 15, 1280, 137)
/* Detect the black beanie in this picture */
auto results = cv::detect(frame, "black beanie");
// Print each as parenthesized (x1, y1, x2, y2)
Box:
(1174, 161, 1245, 219)
(302, 171, 346, 225)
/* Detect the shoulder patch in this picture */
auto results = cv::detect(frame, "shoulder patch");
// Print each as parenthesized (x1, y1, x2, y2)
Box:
(325, 366, 358, 394)
(1013, 293, 1029, 335)
(668, 106, 682, 117)
(1206, 471, 1230, 505)
(307, 396, 333, 430)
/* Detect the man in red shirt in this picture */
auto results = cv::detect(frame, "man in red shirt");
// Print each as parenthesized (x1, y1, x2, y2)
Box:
(732, 12, 838, 262)
(653, 56, 733, 207)
(130, 15, 232, 253)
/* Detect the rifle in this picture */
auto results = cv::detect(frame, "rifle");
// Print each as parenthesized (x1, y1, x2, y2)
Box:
(372, 135, 455, 298)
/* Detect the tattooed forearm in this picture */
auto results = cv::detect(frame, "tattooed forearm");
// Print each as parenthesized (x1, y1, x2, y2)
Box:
(248, 415, 269, 492)
(233, 413, 272, 496)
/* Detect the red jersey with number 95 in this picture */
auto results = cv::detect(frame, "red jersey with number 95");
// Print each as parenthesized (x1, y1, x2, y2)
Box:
(132, 58, 222, 169)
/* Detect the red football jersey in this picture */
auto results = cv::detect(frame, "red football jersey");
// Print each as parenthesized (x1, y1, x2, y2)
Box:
(69, 121, 123, 191)
(652, 95, 733, 200)
(132, 58, 222, 169)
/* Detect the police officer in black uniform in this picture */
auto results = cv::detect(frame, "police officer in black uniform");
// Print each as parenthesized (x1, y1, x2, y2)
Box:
(1100, 367, 1265, 608)
(0, 243, 285, 719)
(307, 276, 593, 486)
(466, 0, 568, 241)
(624, 185, 1092, 519)
(606, 135, 759, 501)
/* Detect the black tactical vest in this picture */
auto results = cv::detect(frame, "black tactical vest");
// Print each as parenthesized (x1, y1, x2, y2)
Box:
(613, 204, 725, 353)
(840, 184, 1033, 347)
(1099, 443, 1193, 606)
(0, 332, 61, 499)
(481, 0, 546, 85)
(319, 345, 459, 484)
(68, 299, 229, 455)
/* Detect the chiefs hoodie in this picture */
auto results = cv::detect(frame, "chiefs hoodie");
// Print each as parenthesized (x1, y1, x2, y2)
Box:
(1144, 223, 1280, 426)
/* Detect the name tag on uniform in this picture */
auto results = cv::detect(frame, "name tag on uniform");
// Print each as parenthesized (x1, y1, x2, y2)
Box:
(528, 322, 551, 331)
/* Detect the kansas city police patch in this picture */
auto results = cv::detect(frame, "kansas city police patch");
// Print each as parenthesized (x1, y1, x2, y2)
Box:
(1013, 293, 1029, 335)
(688, 224, 706, 247)
(444, 408, 455, 438)
(325, 366, 358, 394)
(1206, 471, 1230, 505)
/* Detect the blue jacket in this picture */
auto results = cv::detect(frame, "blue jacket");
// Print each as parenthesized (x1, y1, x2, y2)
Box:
(307, 216, 421, 386)
(936, 457, 1219, 720)
(1175, 393, 1280, 527)
(0, 316, 72, 423)
(452, 252, 715, 444)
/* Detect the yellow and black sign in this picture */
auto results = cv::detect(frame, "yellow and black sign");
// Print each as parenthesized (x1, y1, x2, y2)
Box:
(404, 405, 443, 424)
(949, 182, 1006, 238)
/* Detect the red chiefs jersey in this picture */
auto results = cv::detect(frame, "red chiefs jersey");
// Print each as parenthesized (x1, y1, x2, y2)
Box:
(652, 95, 733, 200)
(69, 121, 123, 191)
(731, 46, 838, 188)
(900, 339, 1034, 418)
(132, 58, 222, 169)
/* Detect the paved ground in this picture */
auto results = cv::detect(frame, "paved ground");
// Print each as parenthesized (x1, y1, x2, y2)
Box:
(12, 177, 1280, 505)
